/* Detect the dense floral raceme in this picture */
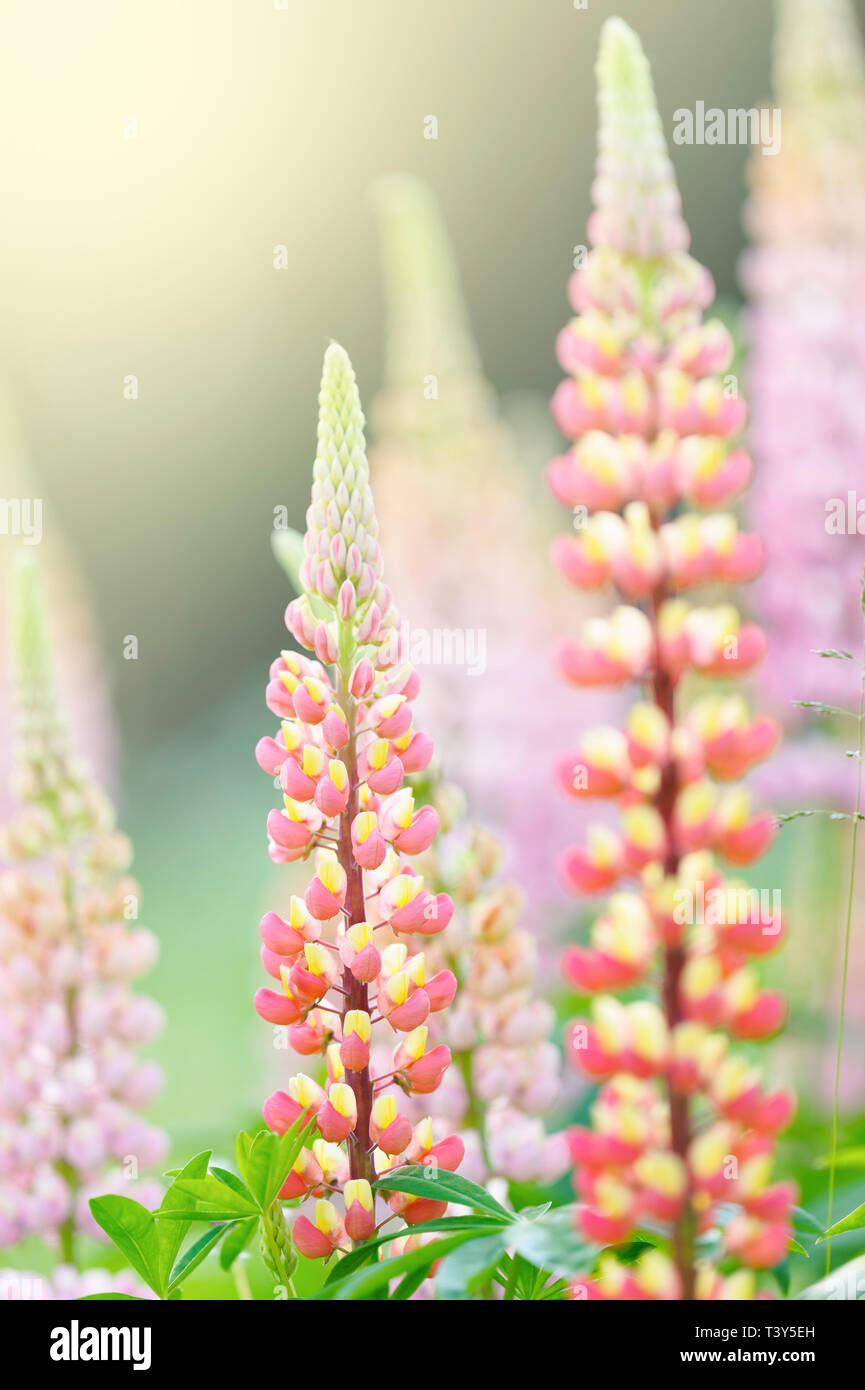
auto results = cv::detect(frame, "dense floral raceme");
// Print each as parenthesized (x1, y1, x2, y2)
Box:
(742, 0, 865, 807)
(0, 554, 166, 1267)
(548, 19, 796, 1301)
(254, 343, 465, 1260)
(399, 775, 570, 1188)
(0, 406, 117, 822)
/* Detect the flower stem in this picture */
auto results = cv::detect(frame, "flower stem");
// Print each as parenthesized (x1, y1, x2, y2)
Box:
(56, 861, 80, 1269)
(337, 660, 373, 1183)
(650, 592, 695, 1301)
(824, 641, 865, 1274)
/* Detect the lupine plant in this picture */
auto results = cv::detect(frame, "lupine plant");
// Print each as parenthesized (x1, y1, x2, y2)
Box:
(252, 341, 467, 1258)
(0, 553, 165, 1298)
(547, 18, 796, 1300)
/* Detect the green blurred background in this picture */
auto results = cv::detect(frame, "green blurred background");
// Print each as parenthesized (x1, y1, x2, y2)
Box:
(2, 1, 865, 1288)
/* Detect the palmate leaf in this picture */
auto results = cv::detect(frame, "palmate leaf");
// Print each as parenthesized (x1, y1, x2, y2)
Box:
(372, 1164, 511, 1220)
(235, 1114, 317, 1210)
(156, 1175, 259, 1222)
(155, 1150, 213, 1290)
(88, 1196, 164, 1297)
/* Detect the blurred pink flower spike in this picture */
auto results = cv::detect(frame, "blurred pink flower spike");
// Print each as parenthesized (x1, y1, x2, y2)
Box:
(0, 552, 166, 1280)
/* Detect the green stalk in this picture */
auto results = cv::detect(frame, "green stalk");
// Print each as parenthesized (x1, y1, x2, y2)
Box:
(824, 638, 865, 1274)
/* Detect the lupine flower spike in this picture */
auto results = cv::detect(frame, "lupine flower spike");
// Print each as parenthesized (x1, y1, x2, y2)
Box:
(255, 344, 462, 1258)
(0, 553, 166, 1295)
(549, 19, 795, 1301)
(0, 398, 116, 820)
(742, 0, 865, 809)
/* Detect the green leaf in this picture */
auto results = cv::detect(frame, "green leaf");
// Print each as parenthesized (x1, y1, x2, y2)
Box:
(271, 528, 305, 593)
(818, 1200, 865, 1241)
(788, 1237, 810, 1258)
(271, 528, 330, 619)
(792, 1205, 824, 1234)
(435, 1232, 507, 1300)
(318, 1232, 474, 1301)
(210, 1167, 259, 1201)
(168, 1224, 234, 1291)
(78, 1293, 148, 1301)
(373, 1165, 511, 1221)
(155, 1150, 212, 1292)
(88, 1196, 164, 1297)
(322, 1216, 504, 1285)
(813, 649, 855, 661)
(390, 1267, 430, 1301)
(772, 1259, 791, 1296)
(235, 1115, 316, 1210)
(157, 1176, 259, 1222)
(219, 1216, 258, 1271)
(508, 1206, 596, 1280)
(815, 1148, 865, 1172)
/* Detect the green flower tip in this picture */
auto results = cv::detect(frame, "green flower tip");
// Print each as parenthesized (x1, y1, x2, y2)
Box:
(305, 344, 379, 604)
(371, 173, 479, 384)
(775, 0, 865, 124)
(316, 342, 367, 472)
(597, 17, 656, 113)
(10, 550, 53, 693)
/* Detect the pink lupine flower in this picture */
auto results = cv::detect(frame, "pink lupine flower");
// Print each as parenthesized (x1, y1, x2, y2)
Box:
(0, 553, 166, 1269)
(742, 0, 865, 801)
(255, 344, 464, 1256)
(549, 19, 795, 1301)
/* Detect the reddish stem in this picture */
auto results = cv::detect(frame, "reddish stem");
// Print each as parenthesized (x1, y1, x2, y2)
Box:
(337, 676, 374, 1183)
(649, 589, 695, 1300)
